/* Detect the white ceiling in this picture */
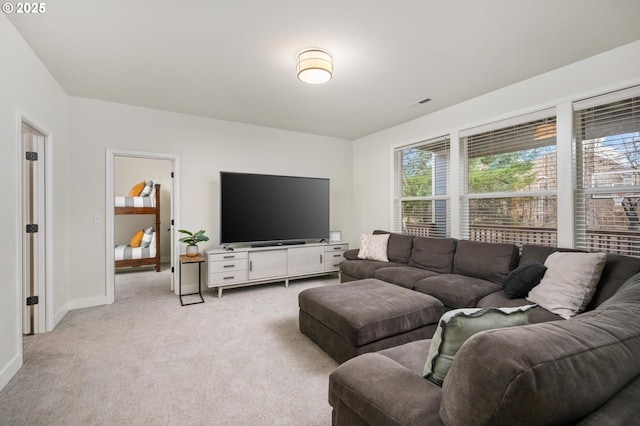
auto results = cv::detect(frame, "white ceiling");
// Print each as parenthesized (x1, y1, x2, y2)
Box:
(7, 0, 640, 139)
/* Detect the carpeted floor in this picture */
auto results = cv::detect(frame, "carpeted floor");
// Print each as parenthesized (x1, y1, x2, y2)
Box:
(0, 266, 338, 425)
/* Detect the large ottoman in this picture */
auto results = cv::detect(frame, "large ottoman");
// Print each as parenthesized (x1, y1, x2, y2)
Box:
(299, 278, 444, 363)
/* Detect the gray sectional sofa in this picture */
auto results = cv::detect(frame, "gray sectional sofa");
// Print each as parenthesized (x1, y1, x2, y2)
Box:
(298, 230, 640, 425)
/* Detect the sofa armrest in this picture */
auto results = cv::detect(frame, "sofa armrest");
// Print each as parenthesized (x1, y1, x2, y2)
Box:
(329, 353, 444, 426)
(343, 248, 360, 260)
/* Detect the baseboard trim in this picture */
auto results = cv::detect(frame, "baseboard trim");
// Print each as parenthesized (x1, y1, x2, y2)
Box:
(67, 295, 109, 310)
(0, 352, 22, 392)
(52, 304, 69, 329)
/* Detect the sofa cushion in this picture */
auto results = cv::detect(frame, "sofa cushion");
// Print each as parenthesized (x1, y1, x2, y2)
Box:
(440, 273, 640, 426)
(502, 261, 547, 299)
(527, 251, 607, 319)
(357, 233, 390, 261)
(339, 259, 405, 280)
(518, 244, 582, 265)
(408, 237, 457, 274)
(376, 339, 432, 376)
(373, 230, 413, 263)
(452, 240, 519, 284)
(424, 305, 534, 386)
(414, 274, 502, 308)
(476, 291, 562, 324)
(588, 253, 640, 310)
(373, 266, 440, 290)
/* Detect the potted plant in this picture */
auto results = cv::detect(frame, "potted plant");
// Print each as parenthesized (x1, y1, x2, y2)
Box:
(178, 229, 209, 256)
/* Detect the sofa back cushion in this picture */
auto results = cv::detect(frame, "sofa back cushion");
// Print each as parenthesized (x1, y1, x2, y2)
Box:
(408, 236, 457, 273)
(373, 230, 413, 264)
(440, 272, 640, 426)
(452, 240, 519, 284)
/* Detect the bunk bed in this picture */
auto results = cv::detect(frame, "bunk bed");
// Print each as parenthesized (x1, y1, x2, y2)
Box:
(115, 183, 161, 272)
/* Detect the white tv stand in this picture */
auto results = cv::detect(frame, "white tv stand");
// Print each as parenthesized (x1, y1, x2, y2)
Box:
(206, 242, 348, 297)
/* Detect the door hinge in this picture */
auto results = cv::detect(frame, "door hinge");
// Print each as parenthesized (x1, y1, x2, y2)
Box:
(26, 224, 39, 233)
(26, 296, 39, 306)
(171, 219, 174, 226)
(171, 266, 175, 273)
(25, 151, 38, 161)
(171, 172, 174, 178)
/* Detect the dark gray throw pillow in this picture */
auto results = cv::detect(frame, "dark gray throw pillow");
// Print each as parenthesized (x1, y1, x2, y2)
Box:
(503, 261, 547, 299)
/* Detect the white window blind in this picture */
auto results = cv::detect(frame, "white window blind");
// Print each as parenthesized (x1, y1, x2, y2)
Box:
(394, 136, 450, 238)
(574, 91, 640, 256)
(461, 115, 558, 246)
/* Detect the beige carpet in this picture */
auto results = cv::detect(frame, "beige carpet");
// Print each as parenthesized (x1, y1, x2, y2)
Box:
(0, 266, 338, 425)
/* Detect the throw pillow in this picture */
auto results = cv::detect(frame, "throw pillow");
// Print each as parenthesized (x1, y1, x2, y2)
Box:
(127, 181, 146, 197)
(526, 251, 607, 319)
(502, 261, 547, 299)
(140, 180, 154, 197)
(423, 305, 535, 386)
(130, 229, 145, 248)
(357, 233, 390, 262)
(140, 227, 154, 248)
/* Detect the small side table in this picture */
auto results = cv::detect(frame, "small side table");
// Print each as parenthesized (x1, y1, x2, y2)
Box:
(179, 254, 205, 306)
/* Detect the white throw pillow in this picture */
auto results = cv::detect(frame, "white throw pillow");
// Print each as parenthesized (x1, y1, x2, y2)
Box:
(357, 233, 390, 262)
(526, 251, 607, 319)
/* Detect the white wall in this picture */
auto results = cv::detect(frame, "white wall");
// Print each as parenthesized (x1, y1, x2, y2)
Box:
(0, 15, 69, 390)
(352, 40, 640, 236)
(67, 97, 353, 306)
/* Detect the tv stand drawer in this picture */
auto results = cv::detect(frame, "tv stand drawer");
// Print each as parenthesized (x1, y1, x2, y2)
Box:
(209, 270, 249, 286)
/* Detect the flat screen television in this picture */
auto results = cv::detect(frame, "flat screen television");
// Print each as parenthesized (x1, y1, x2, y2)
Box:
(220, 172, 330, 246)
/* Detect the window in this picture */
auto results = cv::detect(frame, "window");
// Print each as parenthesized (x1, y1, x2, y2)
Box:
(461, 113, 558, 246)
(574, 88, 640, 256)
(394, 136, 450, 238)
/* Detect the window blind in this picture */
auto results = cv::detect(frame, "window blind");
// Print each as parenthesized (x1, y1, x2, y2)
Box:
(574, 91, 640, 256)
(461, 115, 558, 246)
(394, 136, 450, 238)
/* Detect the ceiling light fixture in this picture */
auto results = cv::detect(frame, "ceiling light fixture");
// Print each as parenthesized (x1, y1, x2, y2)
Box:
(297, 48, 333, 84)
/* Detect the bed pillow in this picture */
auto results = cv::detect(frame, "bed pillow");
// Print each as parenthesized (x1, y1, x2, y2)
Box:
(526, 251, 607, 319)
(423, 305, 535, 386)
(130, 229, 145, 248)
(140, 227, 154, 248)
(502, 261, 547, 299)
(140, 180, 154, 197)
(357, 233, 389, 262)
(128, 181, 146, 197)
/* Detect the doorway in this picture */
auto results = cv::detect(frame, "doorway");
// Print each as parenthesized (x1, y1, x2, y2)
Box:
(106, 150, 181, 304)
(21, 122, 47, 335)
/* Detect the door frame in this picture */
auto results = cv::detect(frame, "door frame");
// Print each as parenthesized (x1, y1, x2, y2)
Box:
(106, 149, 181, 304)
(16, 110, 54, 335)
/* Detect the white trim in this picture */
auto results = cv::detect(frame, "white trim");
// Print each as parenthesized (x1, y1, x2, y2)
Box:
(0, 352, 22, 391)
(106, 148, 181, 304)
(67, 295, 109, 311)
(16, 109, 56, 335)
(556, 101, 575, 248)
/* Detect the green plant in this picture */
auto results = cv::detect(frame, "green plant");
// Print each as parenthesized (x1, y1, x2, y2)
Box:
(178, 229, 209, 246)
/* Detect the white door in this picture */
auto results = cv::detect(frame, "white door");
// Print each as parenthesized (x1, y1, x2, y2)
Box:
(22, 123, 46, 335)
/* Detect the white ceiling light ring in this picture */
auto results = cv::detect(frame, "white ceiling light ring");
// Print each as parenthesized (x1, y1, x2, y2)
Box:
(297, 48, 333, 84)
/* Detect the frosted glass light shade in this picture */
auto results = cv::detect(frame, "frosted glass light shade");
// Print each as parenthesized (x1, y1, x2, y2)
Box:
(297, 49, 333, 84)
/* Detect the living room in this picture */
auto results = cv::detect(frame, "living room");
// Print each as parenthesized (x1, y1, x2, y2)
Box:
(2, 1, 640, 424)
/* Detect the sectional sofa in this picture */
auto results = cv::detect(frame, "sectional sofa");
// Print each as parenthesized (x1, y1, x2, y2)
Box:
(297, 230, 640, 424)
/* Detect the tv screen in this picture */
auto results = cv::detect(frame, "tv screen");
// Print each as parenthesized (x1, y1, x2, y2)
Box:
(220, 172, 330, 245)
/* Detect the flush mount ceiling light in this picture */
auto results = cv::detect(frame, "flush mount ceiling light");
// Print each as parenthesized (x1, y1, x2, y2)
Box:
(297, 48, 333, 84)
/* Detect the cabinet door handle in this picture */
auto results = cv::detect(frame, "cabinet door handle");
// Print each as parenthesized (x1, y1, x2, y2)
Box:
(333, 254, 341, 258)
(223, 264, 235, 268)
(249, 260, 253, 271)
(333, 247, 342, 250)
(320, 254, 323, 264)
(223, 276, 235, 280)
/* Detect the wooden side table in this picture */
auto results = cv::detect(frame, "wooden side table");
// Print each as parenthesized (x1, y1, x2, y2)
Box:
(179, 254, 205, 306)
